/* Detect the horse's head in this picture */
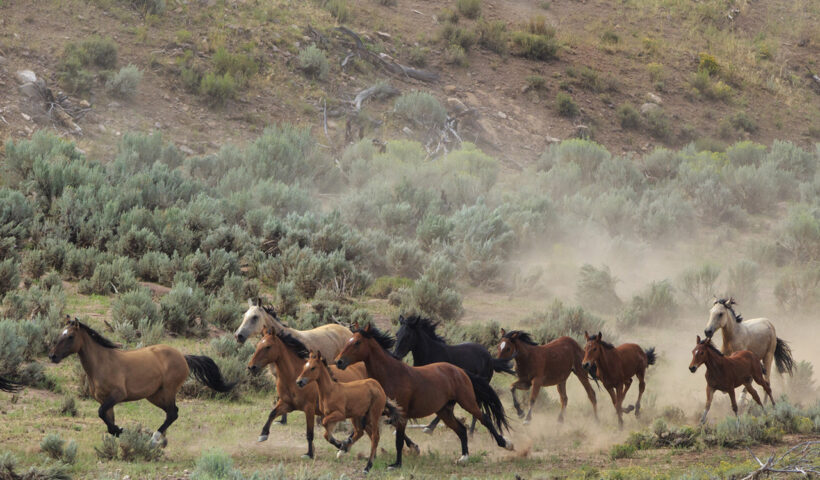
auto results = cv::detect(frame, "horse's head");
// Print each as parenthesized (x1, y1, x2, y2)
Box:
(49, 316, 84, 364)
(705, 298, 735, 338)
(296, 351, 325, 388)
(336, 323, 383, 369)
(581, 331, 605, 371)
(392, 315, 419, 359)
(496, 328, 519, 360)
(247, 327, 282, 374)
(689, 335, 711, 372)
(235, 298, 277, 344)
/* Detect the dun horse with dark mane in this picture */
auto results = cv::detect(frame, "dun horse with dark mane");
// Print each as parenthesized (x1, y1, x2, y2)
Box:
(496, 329, 597, 424)
(49, 317, 235, 447)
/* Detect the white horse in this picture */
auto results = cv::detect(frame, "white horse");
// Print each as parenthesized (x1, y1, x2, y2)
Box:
(235, 298, 354, 424)
(704, 298, 793, 392)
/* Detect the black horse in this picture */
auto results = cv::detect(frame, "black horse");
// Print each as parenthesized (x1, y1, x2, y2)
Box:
(0, 376, 22, 393)
(393, 315, 514, 433)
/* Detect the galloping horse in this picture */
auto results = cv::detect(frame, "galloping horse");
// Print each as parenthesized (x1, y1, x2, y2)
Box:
(581, 332, 655, 428)
(235, 298, 353, 424)
(689, 336, 775, 424)
(335, 323, 513, 469)
(49, 317, 234, 447)
(296, 351, 402, 473)
(0, 376, 22, 393)
(392, 315, 515, 433)
(247, 328, 367, 459)
(704, 298, 793, 392)
(496, 330, 597, 424)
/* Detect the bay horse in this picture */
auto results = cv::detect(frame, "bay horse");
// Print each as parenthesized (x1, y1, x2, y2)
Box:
(705, 298, 793, 394)
(581, 331, 655, 428)
(0, 376, 22, 393)
(247, 327, 368, 459)
(49, 317, 234, 447)
(296, 350, 402, 473)
(689, 336, 775, 424)
(235, 298, 353, 424)
(335, 322, 513, 469)
(496, 329, 597, 424)
(392, 315, 515, 434)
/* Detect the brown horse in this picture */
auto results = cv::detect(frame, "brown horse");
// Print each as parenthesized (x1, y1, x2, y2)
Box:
(49, 317, 234, 447)
(335, 323, 513, 469)
(497, 330, 597, 424)
(0, 376, 22, 393)
(581, 331, 655, 428)
(247, 328, 367, 459)
(296, 351, 402, 473)
(689, 335, 775, 424)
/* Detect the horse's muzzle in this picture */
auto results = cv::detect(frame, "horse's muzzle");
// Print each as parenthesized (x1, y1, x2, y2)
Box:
(581, 361, 591, 371)
(335, 358, 349, 370)
(296, 378, 308, 388)
(704, 329, 713, 338)
(689, 365, 697, 373)
(235, 333, 246, 344)
(48, 353, 61, 364)
(248, 365, 260, 375)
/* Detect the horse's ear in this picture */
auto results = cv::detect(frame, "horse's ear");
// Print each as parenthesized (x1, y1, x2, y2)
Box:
(398, 315, 405, 325)
(499, 328, 506, 338)
(248, 298, 254, 308)
(510, 331, 519, 339)
(351, 320, 360, 331)
(65, 315, 72, 325)
(256, 297, 263, 307)
(597, 331, 602, 341)
(728, 297, 736, 305)
(316, 350, 323, 360)
(363, 323, 372, 332)
(584, 331, 590, 340)
(696, 335, 701, 344)
(265, 326, 275, 336)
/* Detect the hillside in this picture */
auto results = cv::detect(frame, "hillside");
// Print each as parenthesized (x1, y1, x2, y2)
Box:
(1, 0, 819, 166)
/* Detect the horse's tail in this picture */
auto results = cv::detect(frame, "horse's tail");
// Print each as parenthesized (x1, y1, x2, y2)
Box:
(491, 358, 516, 375)
(774, 338, 794, 375)
(382, 398, 404, 426)
(466, 371, 509, 432)
(185, 355, 236, 392)
(0, 376, 22, 393)
(644, 347, 657, 367)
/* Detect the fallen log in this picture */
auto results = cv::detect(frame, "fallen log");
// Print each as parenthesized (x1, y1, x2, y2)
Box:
(353, 83, 400, 111)
(335, 26, 439, 83)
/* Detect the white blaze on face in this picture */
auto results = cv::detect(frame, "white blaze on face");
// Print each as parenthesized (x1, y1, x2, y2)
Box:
(61, 329, 69, 336)
(500, 341, 507, 351)
(348, 337, 355, 344)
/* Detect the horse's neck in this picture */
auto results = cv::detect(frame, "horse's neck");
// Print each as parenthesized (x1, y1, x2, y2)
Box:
(513, 342, 535, 375)
(411, 333, 441, 365)
(363, 347, 405, 395)
(76, 335, 115, 381)
(720, 317, 740, 352)
(314, 365, 338, 400)
(265, 315, 292, 337)
(595, 348, 620, 382)
(273, 349, 303, 385)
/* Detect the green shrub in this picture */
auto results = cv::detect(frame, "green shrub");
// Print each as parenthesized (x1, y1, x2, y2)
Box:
(323, 0, 351, 22)
(677, 263, 721, 306)
(644, 108, 671, 140)
(406, 45, 429, 67)
(698, 52, 720, 76)
(511, 31, 558, 60)
(438, 8, 459, 23)
(477, 20, 508, 54)
(200, 72, 237, 106)
(297, 45, 329, 81)
(394, 91, 447, 128)
(525, 74, 547, 91)
(444, 44, 468, 66)
(441, 319, 502, 349)
(212, 48, 258, 86)
(609, 443, 636, 460)
(97, 426, 163, 462)
(524, 299, 607, 344)
(729, 111, 757, 133)
(105, 64, 143, 99)
(440, 24, 477, 51)
(727, 260, 759, 303)
(779, 205, 820, 263)
(111, 287, 161, 331)
(40, 433, 77, 464)
(576, 264, 621, 313)
(0, 452, 71, 480)
(617, 103, 641, 129)
(456, 0, 481, 18)
(0, 258, 20, 297)
(600, 30, 619, 44)
(774, 266, 820, 311)
(366, 276, 413, 299)
(160, 280, 209, 336)
(191, 449, 239, 480)
(386, 240, 426, 278)
(617, 280, 677, 329)
(555, 92, 578, 117)
(131, 0, 166, 14)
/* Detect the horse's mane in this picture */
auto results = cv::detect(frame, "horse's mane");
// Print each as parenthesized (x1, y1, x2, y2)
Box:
(262, 305, 279, 320)
(502, 330, 539, 346)
(590, 333, 615, 350)
(405, 315, 447, 344)
(319, 356, 338, 382)
(77, 321, 120, 349)
(700, 338, 724, 357)
(277, 332, 309, 359)
(355, 324, 396, 351)
(715, 298, 743, 323)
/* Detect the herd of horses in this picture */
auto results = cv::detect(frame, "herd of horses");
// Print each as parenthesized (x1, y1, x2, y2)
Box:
(0, 297, 796, 473)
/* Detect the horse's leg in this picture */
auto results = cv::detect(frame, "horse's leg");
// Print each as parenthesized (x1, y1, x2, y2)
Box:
(304, 406, 316, 459)
(606, 387, 622, 428)
(743, 382, 764, 410)
(321, 411, 346, 450)
(403, 432, 420, 454)
(620, 378, 635, 414)
(510, 381, 529, 419)
(574, 368, 599, 422)
(556, 381, 568, 423)
(634, 371, 647, 418)
(423, 415, 441, 434)
(524, 379, 542, 425)
(388, 423, 405, 469)
(363, 411, 380, 473)
(436, 402, 470, 463)
(728, 389, 739, 417)
(98, 396, 124, 436)
(754, 372, 776, 405)
(456, 391, 512, 451)
(275, 413, 288, 425)
(468, 415, 478, 435)
(700, 385, 714, 425)
(259, 401, 290, 442)
(762, 350, 775, 405)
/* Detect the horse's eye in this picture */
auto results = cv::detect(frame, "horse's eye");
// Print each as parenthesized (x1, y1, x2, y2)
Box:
(355, 341, 360, 346)
(311, 367, 315, 371)
(68, 335, 74, 340)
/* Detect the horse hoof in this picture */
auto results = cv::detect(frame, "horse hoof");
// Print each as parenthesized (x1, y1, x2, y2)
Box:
(387, 463, 401, 470)
(257, 435, 269, 442)
(522, 419, 530, 426)
(301, 454, 313, 460)
(422, 427, 434, 435)
(457, 454, 469, 464)
(516, 412, 525, 419)
(623, 405, 635, 414)
(274, 421, 286, 426)
(504, 438, 514, 451)
(150, 432, 167, 448)
(336, 449, 346, 459)
(411, 444, 421, 455)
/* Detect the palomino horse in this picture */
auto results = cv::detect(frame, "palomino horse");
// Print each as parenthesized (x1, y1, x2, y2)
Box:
(496, 329, 597, 424)
(0, 376, 22, 393)
(49, 318, 234, 447)
(392, 315, 515, 434)
(235, 298, 353, 424)
(689, 336, 775, 424)
(581, 331, 655, 428)
(296, 351, 402, 473)
(247, 328, 367, 459)
(335, 323, 513, 469)
(705, 298, 793, 393)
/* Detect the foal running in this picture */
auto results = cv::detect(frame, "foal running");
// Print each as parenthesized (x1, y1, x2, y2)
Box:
(497, 329, 597, 424)
(689, 336, 775, 424)
(49, 317, 234, 447)
(296, 351, 402, 473)
(581, 331, 655, 428)
(247, 328, 367, 459)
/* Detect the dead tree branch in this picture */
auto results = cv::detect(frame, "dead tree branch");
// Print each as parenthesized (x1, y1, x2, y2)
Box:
(335, 26, 439, 83)
(353, 83, 400, 111)
(741, 441, 820, 479)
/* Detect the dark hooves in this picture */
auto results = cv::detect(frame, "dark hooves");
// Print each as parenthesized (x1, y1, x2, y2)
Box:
(387, 463, 402, 470)
(623, 405, 635, 414)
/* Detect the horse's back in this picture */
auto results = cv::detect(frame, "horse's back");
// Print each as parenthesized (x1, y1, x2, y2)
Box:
(117, 344, 188, 399)
(301, 324, 353, 358)
(447, 342, 492, 377)
(414, 362, 470, 390)
(729, 318, 776, 357)
(616, 343, 650, 371)
(333, 362, 367, 382)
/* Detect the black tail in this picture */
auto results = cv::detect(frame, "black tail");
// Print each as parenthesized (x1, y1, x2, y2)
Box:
(382, 399, 404, 427)
(0, 376, 22, 393)
(491, 358, 516, 375)
(644, 347, 656, 366)
(466, 371, 509, 432)
(185, 355, 236, 393)
(774, 338, 794, 375)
